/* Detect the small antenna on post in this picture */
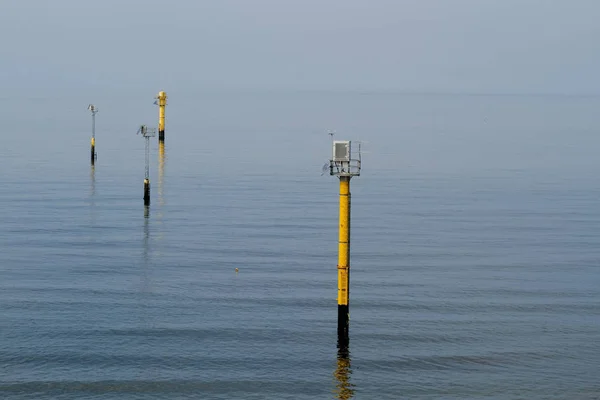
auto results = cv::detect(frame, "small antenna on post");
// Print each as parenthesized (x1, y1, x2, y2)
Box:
(320, 131, 337, 175)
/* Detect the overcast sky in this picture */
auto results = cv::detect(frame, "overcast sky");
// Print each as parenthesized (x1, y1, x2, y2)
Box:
(1, 0, 599, 94)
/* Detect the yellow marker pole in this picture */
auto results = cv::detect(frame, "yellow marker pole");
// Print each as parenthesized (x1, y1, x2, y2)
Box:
(88, 104, 98, 165)
(90, 137, 95, 165)
(337, 175, 351, 346)
(157, 91, 167, 142)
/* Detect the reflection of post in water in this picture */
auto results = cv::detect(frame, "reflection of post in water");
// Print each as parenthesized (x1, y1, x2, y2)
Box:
(89, 164, 97, 226)
(142, 206, 151, 297)
(140, 205, 153, 294)
(334, 346, 355, 399)
(90, 164, 96, 197)
(158, 141, 165, 206)
(143, 205, 150, 264)
(138, 204, 156, 383)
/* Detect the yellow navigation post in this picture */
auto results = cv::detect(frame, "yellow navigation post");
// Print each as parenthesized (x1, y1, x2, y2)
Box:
(337, 175, 351, 339)
(155, 91, 167, 142)
(87, 104, 98, 165)
(329, 139, 361, 348)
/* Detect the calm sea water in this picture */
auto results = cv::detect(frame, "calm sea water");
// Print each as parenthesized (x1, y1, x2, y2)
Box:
(1, 92, 600, 399)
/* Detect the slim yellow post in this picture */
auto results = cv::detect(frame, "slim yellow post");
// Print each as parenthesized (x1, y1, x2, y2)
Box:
(329, 139, 360, 348)
(157, 91, 167, 141)
(337, 176, 351, 344)
(90, 137, 95, 165)
(88, 104, 98, 165)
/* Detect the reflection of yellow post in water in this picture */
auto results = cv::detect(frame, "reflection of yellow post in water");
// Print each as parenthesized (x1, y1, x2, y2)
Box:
(90, 164, 96, 197)
(89, 164, 97, 227)
(142, 205, 150, 278)
(142, 205, 150, 291)
(156, 91, 167, 142)
(158, 141, 165, 206)
(144, 206, 150, 240)
(155, 141, 165, 243)
(334, 348, 355, 399)
(329, 140, 361, 347)
(141, 206, 151, 293)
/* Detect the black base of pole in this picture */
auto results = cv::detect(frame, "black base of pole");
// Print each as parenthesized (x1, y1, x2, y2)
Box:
(158, 130, 165, 141)
(144, 180, 150, 206)
(91, 147, 95, 165)
(337, 304, 349, 349)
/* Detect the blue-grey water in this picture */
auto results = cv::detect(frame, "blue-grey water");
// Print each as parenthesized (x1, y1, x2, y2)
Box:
(1, 92, 600, 399)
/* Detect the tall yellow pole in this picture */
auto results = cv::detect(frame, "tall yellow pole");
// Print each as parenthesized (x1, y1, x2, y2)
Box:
(337, 176, 351, 345)
(88, 104, 97, 165)
(157, 91, 167, 142)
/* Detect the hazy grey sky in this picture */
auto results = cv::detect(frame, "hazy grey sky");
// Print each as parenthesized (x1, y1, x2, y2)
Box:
(1, 0, 599, 94)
